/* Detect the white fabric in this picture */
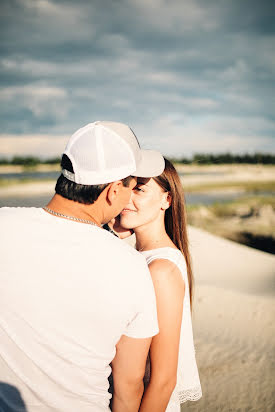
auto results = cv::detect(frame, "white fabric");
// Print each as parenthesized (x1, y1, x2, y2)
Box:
(0, 207, 159, 412)
(141, 247, 202, 411)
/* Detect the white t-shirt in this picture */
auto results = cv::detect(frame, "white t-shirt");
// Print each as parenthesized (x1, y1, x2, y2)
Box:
(0, 207, 159, 412)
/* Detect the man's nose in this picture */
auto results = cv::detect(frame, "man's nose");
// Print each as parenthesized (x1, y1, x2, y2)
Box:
(126, 193, 134, 205)
(130, 190, 136, 202)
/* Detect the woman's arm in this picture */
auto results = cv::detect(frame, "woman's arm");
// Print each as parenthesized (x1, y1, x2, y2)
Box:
(139, 259, 185, 412)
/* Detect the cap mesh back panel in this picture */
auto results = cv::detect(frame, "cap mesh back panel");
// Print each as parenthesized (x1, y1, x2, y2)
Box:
(101, 128, 133, 169)
(69, 130, 100, 172)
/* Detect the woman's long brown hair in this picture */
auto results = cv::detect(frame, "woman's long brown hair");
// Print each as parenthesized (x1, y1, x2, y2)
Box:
(153, 158, 194, 309)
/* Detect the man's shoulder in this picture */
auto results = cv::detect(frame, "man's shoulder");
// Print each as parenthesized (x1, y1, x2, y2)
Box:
(0, 207, 27, 218)
(0, 207, 44, 233)
(97, 231, 150, 278)
(0, 207, 39, 220)
(101, 231, 144, 262)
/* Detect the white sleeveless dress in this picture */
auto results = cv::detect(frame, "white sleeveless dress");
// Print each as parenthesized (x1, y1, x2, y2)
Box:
(141, 247, 202, 412)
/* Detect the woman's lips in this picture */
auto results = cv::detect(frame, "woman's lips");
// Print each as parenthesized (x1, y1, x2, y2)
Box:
(121, 208, 137, 214)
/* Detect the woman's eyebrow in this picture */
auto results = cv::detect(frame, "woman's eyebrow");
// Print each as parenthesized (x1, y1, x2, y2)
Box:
(136, 182, 148, 187)
(137, 178, 150, 185)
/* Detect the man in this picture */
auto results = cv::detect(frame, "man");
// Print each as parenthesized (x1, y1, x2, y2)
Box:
(0, 121, 165, 412)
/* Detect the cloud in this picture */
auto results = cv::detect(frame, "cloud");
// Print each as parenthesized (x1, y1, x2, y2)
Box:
(0, 0, 274, 155)
(0, 84, 70, 121)
(136, 114, 275, 157)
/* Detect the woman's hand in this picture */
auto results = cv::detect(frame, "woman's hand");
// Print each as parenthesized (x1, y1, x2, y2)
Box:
(107, 216, 134, 239)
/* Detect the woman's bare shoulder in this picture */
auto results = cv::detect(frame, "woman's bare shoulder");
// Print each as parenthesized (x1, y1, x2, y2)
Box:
(148, 258, 185, 296)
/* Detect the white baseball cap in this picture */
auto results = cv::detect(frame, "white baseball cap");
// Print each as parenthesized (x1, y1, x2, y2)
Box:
(62, 121, 165, 185)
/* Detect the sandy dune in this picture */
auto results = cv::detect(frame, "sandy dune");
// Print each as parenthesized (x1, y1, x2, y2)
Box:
(0, 181, 55, 197)
(186, 226, 275, 412)
(175, 164, 275, 187)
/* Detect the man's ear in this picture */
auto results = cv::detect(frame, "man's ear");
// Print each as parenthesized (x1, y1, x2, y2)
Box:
(106, 181, 123, 205)
(161, 192, 171, 210)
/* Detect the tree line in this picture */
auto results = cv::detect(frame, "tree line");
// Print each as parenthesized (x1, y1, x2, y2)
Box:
(0, 156, 61, 166)
(0, 152, 275, 166)
(169, 152, 275, 164)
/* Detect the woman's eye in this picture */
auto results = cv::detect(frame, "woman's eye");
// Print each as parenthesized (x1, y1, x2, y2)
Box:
(134, 186, 144, 192)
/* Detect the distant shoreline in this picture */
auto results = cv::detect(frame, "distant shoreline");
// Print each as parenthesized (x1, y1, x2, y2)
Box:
(1, 163, 275, 173)
(1, 164, 274, 196)
(0, 164, 60, 173)
(0, 164, 274, 255)
(0, 181, 56, 196)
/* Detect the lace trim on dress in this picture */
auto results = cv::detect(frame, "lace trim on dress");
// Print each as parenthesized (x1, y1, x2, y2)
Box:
(144, 357, 202, 404)
(178, 386, 202, 403)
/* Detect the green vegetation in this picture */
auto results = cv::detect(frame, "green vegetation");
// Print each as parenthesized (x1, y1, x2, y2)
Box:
(208, 195, 275, 217)
(186, 195, 275, 254)
(1, 152, 275, 166)
(0, 178, 55, 187)
(0, 156, 60, 166)
(186, 194, 275, 217)
(184, 180, 275, 193)
(169, 152, 275, 164)
(0, 178, 36, 187)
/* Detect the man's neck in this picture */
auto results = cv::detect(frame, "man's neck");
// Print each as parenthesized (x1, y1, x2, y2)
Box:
(45, 194, 102, 227)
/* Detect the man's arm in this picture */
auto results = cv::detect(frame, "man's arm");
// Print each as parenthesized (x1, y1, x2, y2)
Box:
(111, 334, 152, 412)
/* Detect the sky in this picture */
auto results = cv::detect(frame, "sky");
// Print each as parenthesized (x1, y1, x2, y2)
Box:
(0, 0, 274, 159)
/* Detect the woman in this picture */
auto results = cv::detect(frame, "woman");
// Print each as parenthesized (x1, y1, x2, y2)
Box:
(110, 158, 202, 411)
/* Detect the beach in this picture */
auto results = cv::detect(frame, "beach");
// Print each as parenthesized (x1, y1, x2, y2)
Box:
(175, 164, 275, 188)
(1, 170, 275, 411)
(186, 227, 275, 412)
(1, 164, 274, 254)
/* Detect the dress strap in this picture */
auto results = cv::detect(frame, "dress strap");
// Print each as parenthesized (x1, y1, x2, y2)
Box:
(142, 249, 186, 274)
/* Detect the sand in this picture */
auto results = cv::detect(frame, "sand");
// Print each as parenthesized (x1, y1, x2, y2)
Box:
(175, 164, 275, 188)
(0, 181, 55, 197)
(0, 165, 60, 173)
(186, 226, 275, 412)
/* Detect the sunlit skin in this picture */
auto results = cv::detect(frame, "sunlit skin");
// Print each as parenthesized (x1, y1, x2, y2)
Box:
(112, 176, 186, 411)
(119, 177, 175, 251)
(46, 177, 137, 227)
(106, 177, 137, 224)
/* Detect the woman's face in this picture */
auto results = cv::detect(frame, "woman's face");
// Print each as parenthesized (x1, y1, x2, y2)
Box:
(120, 177, 170, 229)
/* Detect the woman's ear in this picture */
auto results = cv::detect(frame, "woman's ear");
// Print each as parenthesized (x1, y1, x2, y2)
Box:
(161, 192, 171, 210)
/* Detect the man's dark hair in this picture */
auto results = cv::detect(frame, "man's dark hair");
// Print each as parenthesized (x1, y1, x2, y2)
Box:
(55, 154, 133, 204)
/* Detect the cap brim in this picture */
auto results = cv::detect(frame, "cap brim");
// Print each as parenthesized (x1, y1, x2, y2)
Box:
(132, 150, 165, 178)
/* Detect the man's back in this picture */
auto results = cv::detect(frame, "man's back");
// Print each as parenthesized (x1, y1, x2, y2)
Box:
(0, 207, 158, 412)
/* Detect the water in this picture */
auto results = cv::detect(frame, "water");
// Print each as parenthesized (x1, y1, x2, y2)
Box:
(2, 171, 226, 180)
(1, 191, 273, 209)
(185, 191, 242, 206)
(0, 187, 242, 208)
(179, 171, 226, 177)
(0, 171, 273, 208)
(0, 194, 53, 208)
(0, 171, 60, 181)
(0, 171, 57, 207)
